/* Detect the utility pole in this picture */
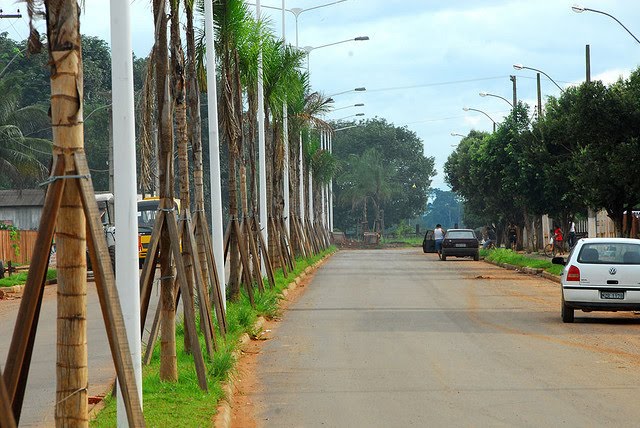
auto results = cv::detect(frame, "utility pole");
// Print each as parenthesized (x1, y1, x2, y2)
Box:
(510, 75, 517, 116)
(586, 44, 591, 83)
(536, 73, 542, 119)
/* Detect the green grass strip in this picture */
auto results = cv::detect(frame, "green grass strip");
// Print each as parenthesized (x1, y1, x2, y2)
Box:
(381, 236, 423, 246)
(91, 246, 337, 427)
(480, 248, 564, 276)
(0, 269, 56, 288)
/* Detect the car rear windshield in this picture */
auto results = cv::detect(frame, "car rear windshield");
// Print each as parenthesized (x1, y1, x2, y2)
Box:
(578, 243, 640, 264)
(446, 231, 476, 239)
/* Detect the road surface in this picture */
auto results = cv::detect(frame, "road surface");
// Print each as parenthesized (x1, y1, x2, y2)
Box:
(252, 248, 640, 426)
(0, 278, 160, 427)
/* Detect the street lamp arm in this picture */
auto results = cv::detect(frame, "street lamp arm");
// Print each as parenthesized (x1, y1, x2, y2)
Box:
(301, 0, 348, 15)
(513, 64, 564, 92)
(574, 6, 640, 45)
(328, 87, 366, 98)
(306, 36, 369, 51)
(479, 92, 513, 107)
(333, 124, 359, 132)
(463, 107, 496, 125)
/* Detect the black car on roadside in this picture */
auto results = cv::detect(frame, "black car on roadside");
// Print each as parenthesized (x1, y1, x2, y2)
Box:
(440, 229, 479, 261)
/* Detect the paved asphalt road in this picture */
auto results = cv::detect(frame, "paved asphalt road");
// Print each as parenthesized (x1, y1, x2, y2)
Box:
(253, 248, 640, 427)
(0, 277, 160, 427)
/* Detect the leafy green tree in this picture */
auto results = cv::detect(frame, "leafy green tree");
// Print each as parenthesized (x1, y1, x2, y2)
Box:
(333, 118, 435, 232)
(422, 189, 462, 230)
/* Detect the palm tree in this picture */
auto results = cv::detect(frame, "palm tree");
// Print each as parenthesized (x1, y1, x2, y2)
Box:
(0, 80, 50, 189)
(339, 148, 393, 233)
(213, 0, 255, 301)
(153, 0, 178, 382)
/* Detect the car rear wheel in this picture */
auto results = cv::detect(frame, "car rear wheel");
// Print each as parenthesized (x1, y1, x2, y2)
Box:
(473, 251, 479, 261)
(561, 297, 574, 323)
(441, 253, 447, 261)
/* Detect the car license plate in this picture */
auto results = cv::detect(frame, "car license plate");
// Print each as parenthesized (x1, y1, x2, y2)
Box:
(455, 243, 466, 247)
(600, 291, 624, 300)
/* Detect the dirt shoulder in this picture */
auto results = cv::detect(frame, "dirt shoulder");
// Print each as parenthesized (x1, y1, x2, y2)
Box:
(227, 265, 320, 428)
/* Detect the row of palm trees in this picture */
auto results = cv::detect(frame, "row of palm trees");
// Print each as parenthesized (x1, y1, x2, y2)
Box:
(143, 0, 336, 383)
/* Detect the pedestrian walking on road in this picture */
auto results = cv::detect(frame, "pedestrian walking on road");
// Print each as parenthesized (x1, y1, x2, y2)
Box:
(568, 219, 576, 249)
(434, 224, 445, 255)
(554, 225, 564, 255)
(507, 222, 517, 250)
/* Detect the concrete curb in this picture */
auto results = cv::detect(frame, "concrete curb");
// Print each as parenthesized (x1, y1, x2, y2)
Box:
(483, 258, 561, 284)
(214, 250, 336, 428)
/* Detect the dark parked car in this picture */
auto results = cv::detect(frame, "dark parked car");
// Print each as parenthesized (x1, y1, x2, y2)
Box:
(423, 230, 436, 253)
(440, 229, 479, 261)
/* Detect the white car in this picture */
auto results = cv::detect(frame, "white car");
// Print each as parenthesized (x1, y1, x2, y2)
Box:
(553, 237, 640, 323)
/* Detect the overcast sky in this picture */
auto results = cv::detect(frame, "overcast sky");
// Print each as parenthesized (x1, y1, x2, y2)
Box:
(2, 0, 640, 189)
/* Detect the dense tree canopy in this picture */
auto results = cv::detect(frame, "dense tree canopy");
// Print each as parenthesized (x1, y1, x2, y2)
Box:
(332, 118, 436, 233)
(445, 69, 640, 239)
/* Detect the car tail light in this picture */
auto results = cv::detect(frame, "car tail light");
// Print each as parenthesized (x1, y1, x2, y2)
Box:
(138, 234, 143, 252)
(567, 265, 580, 282)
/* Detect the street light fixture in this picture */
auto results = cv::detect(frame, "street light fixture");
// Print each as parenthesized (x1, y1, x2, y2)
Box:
(337, 113, 365, 121)
(450, 132, 465, 137)
(332, 103, 365, 111)
(303, 36, 370, 73)
(572, 4, 640, 44)
(250, 0, 348, 233)
(513, 63, 564, 92)
(462, 107, 497, 132)
(328, 87, 366, 99)
(479, 91, 513, 108)
(249, 0, 348, 47)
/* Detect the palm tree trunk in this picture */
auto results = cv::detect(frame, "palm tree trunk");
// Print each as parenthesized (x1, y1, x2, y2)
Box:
(170, 0, 196, 354)
(154, 0, 178, 382)
(221, 38, 241, 301)
(45, 2, 88, 424)
(185, 0, 211, 306)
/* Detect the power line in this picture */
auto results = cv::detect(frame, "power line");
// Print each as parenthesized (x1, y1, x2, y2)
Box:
(366, 76, 507, 93)
(364, 74, 578, 94)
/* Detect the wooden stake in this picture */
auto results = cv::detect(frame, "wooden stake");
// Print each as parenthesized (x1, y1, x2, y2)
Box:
(244, 218, 265, 293)
(139, 210, 164, 334)
(270, 217, 288, 277)
(181, 210, 216, 355)
(165, 208, 209, 391)
(4, 157, 64, 424)
(0, 368, 16, 428)
(232, 218, 255, 306)
(77, 154, 145, 424)
(197, 212, 227, 334)
(252, 216, 276, 288)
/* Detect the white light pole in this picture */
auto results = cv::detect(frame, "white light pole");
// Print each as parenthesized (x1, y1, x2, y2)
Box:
(205, 0, 226, 306)
(328, 131, 334, 233)
(109, 0, 142, 423)
(320, 130, 326, 229)
(253, 0, 350, 231)
(282, 0, 290, 235)
(256, 0, 268, 273)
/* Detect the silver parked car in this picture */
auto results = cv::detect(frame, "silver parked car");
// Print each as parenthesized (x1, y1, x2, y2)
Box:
(552, 238, 640, 323)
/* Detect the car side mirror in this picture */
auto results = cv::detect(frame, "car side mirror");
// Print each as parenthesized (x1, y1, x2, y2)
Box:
(551, 256, 566, 266)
